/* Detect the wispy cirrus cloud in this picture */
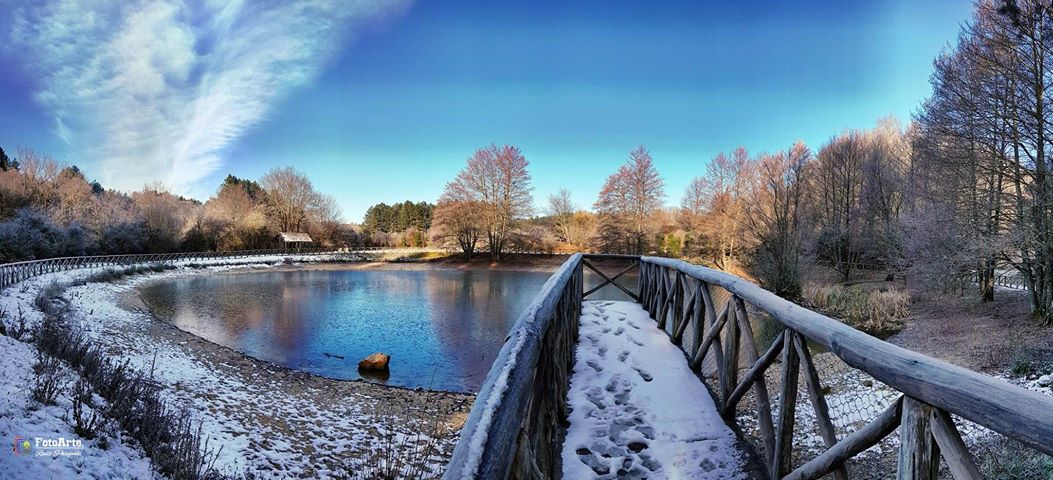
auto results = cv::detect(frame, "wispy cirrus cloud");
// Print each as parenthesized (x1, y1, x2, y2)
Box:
(4, 0, 409, 195)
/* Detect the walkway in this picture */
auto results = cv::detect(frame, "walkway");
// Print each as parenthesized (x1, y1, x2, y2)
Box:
(561, 300, 751, 479)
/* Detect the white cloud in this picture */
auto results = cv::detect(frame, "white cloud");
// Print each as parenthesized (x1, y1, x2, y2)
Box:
(4, 0, 409, 196)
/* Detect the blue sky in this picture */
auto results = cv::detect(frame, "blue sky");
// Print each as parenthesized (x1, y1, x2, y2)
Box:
(0, 0, 972, 222)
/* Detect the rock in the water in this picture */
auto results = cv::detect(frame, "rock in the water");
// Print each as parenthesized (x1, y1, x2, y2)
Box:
(1038, 375, 1052, 387)
(358, 353, 390, 371)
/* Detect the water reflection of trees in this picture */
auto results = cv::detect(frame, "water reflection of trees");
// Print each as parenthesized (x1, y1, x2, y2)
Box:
(423, 270, 552, 389)
(424, 271, 495, 388)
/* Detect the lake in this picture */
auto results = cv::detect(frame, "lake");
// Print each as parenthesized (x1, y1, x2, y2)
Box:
(138, 267, 635, 392)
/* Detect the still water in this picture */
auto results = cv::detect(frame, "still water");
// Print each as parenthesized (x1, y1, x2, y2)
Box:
(139, 267, 634, 392)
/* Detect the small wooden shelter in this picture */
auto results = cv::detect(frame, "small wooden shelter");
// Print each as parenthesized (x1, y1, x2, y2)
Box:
(278, 232, 313, 249)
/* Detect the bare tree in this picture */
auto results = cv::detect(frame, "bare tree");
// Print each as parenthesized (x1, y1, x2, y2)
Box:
(51, 166, 94, 225)
(260, 167, 319, 233)
(444, 144, 533, 260)
(132, 184, 188, 253)
(813, 131, 867, 280)
(13, 147, 60, 210)
(547, 188, 576, 243)
(565, 211, 598, 251)
(908, 0, 1032, 307)
(594, 146, 665, 254)
(679, 177, 709, 257)
(432, 199, 483, 260)
(745, 142, 813, 298)
(206, 182, 269, 250)
(307, 193, 344, 246)
(699, 149, 750, 270)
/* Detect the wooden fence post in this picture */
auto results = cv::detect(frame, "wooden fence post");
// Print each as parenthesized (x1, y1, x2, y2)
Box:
(897, 397, 940, 480)
(772, 330, 799, 478)
(720, 298, 740, 409)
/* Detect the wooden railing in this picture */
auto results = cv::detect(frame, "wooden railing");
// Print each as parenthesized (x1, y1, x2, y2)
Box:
(991, 271, 1027, 290)
(640, 256, 1053, 479)
(0, 247, 393, 290)
(444, 253, 584, 479)
(447, 254, 1053, 479)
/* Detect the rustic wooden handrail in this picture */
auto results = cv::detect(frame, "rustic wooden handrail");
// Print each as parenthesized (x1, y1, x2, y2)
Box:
(640, 256, 1053, 479)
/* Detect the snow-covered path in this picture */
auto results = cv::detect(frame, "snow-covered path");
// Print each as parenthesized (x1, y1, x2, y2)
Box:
(562, 300, 748, 479)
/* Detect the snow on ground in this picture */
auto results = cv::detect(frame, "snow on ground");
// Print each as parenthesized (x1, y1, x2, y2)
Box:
(0, 334, 155, 479)
(0, 255, 471, 479)
(562, 300, 747, 480)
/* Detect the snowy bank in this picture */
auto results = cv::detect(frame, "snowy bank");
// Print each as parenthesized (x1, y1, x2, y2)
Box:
(0, 256, 472, 478)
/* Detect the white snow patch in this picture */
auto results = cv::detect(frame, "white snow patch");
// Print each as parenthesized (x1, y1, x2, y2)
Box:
(563, 300, 746, 479)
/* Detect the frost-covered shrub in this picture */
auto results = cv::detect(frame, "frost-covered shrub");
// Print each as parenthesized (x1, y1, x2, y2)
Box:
(0, 208, 74, 262)
(70, 378, 102, 440)
(34, 281, 67, 317)
(0, 308, 29, 340)
(63, 222, 90, 257)
(0, 209, 96, 261)
(73, 264, 177, 285)
(98, 221, 148, 255)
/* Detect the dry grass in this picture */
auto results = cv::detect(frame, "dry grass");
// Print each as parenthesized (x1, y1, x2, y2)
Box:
(0, 307, 30, 340)
(68, 264, 177, 285)
(803, 283, 909, 336)
(30, 351, 65, 406)
(391, 250, 453, 262)
(978, 436, 1053, 479)
(345, 397, 465, 479)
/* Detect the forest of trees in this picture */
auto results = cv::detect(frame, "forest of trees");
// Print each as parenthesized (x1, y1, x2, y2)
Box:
(908, 0, 1053, 324)
(361, 201, 434, 247)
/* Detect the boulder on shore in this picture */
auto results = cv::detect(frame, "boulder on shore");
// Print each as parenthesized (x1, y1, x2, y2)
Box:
(358, 353, 390, 371)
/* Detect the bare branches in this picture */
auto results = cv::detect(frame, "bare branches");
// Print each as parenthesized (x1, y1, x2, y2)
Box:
(594, 146, 666, 254)
(438, 144, 533, 260)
